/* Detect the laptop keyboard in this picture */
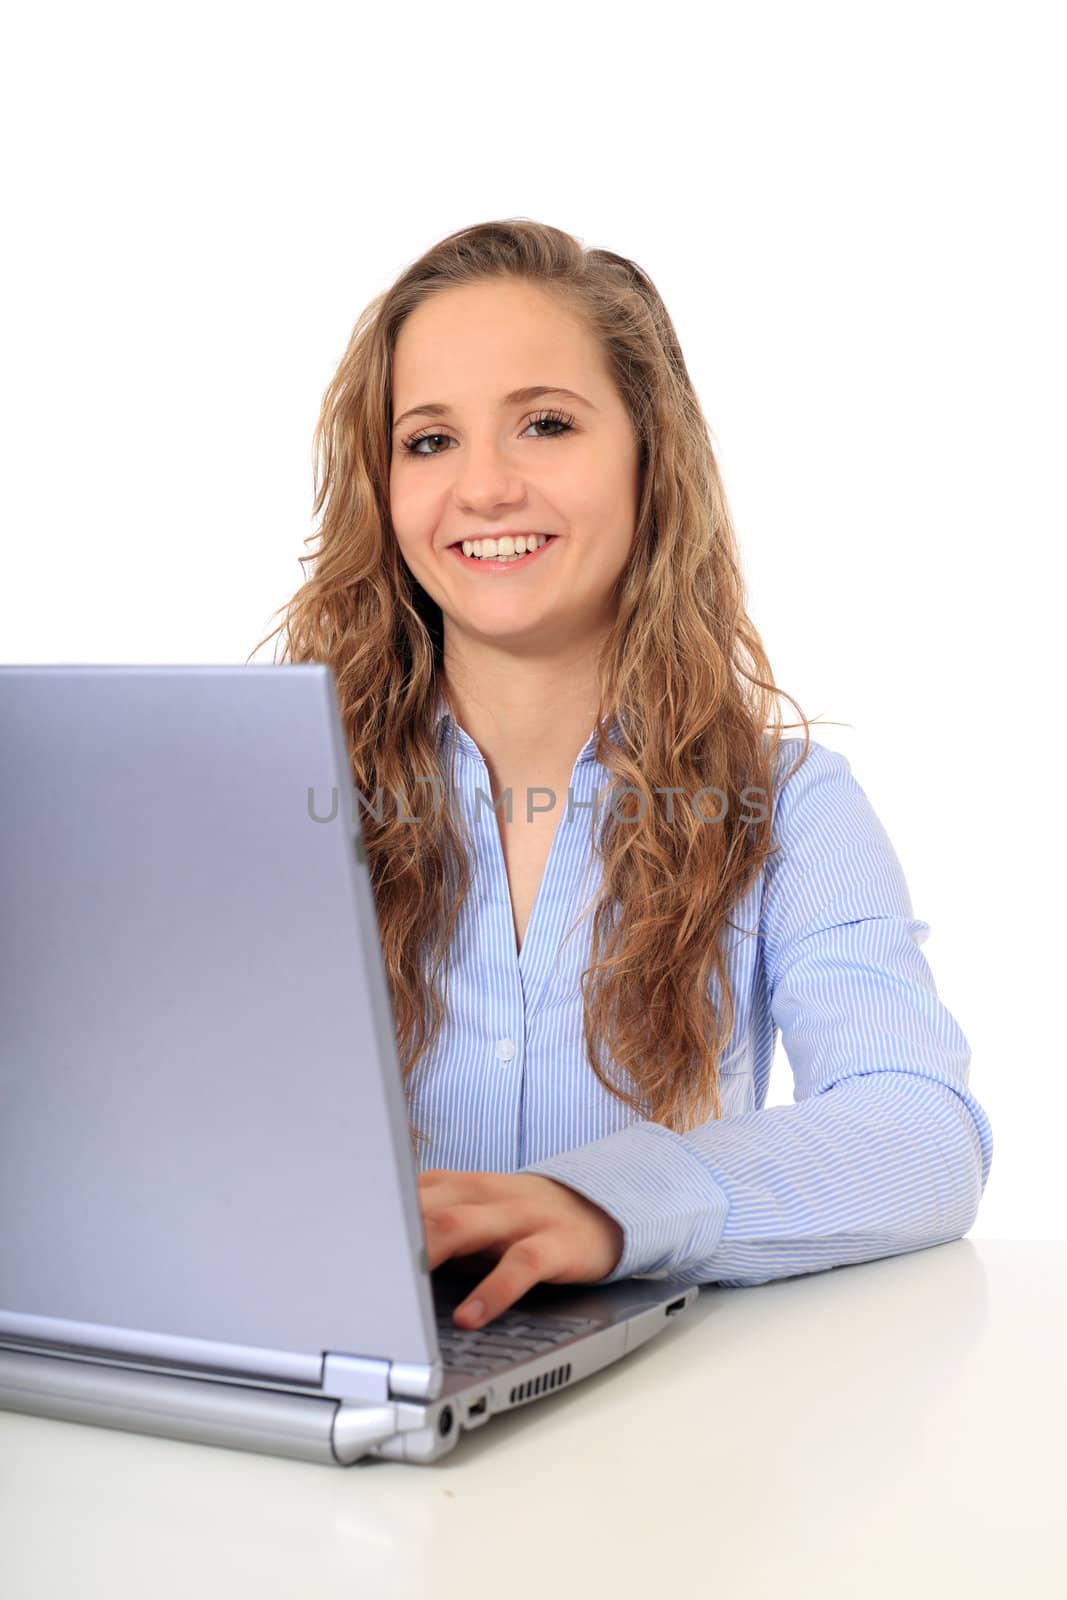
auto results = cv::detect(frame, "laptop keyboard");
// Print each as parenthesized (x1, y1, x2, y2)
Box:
(434, 1308, 601, 1376)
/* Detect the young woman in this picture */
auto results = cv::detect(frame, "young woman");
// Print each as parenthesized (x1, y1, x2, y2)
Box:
(250, 219, 993, 1332)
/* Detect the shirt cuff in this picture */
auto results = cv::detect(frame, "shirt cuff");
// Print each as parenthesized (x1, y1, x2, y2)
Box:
(519, 1120, 731, 1283)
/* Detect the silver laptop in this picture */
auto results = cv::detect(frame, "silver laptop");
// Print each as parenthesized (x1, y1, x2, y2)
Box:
(0, 665, 698, 1467)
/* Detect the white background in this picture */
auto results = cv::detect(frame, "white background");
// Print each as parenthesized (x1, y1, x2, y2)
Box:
(2, 2, 1062, 1237)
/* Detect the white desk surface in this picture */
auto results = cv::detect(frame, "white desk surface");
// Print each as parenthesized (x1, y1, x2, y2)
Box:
(1, 1239, 1064, 1599)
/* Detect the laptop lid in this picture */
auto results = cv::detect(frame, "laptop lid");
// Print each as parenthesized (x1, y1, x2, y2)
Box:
(0, 665, 439, 1397)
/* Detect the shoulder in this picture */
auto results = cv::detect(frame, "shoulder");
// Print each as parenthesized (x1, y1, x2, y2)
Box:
(767, 738, 884, 846)
(760, 737, 917, 941)
(768, 735, 849, 804)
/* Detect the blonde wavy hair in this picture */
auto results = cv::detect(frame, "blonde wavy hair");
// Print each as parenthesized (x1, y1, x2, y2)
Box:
(248, 217, 819, 1149)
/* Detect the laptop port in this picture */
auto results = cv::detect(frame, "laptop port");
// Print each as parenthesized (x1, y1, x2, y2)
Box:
(665, 1296, 687, 1315)
(467, 1395, 488, 1418)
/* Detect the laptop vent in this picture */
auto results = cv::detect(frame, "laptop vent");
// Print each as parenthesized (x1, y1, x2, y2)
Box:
(509, 1361, 573, 1405)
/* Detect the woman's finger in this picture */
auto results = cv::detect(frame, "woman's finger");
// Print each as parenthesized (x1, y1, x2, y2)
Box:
(453, 1233, 564, 1328)
(422, 1200, 527, 1273)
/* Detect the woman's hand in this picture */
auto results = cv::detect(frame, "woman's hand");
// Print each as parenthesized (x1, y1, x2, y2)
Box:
(417, 1168, 625, 1329)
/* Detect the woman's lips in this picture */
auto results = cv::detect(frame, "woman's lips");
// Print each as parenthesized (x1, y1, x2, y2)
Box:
(448, 536, 558, 572)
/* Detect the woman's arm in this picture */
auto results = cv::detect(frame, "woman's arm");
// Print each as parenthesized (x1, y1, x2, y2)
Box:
(519, 743, 993, 1287)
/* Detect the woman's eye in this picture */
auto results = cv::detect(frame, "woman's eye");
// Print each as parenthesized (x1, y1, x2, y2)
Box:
(404, 432, 450, 457)
(401, 410, 575, 459)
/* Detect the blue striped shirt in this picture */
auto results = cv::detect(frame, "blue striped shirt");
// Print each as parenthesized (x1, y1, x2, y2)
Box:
(406, 701, 994, 1287)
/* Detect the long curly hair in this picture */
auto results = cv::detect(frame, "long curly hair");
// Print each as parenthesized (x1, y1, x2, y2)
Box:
(248, 217, 820, 1150)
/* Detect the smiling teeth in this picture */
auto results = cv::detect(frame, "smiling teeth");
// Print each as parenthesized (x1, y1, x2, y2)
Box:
(460, 534, 550, 560)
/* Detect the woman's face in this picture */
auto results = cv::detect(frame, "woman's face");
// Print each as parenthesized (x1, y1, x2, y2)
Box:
(388, 278, 642, 657)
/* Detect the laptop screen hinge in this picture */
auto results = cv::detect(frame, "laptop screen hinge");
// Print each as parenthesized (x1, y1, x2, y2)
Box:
(321, 1353, 443, 1404)
(321, 1353, 391, 1403)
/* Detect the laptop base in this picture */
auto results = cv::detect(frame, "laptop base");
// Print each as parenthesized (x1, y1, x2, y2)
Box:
(0, 1283, 698, 1466)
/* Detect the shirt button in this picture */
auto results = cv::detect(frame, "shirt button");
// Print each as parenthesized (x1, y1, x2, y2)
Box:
(495, 1038, 516, 1062)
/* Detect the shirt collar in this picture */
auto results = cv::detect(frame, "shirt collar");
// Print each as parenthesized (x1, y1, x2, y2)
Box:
(431, 690, 625, 765)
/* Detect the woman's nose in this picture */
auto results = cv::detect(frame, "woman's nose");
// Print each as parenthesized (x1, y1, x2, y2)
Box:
(450, 435, 528, 503)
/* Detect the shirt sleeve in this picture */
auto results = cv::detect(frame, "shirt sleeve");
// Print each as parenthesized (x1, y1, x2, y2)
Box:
(517, 740, 994, 1287)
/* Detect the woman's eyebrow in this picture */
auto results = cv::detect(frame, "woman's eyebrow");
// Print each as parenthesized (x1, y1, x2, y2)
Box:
(392, 385, 596, 432)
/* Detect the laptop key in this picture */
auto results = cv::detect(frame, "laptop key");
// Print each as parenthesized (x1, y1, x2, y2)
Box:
(436, 1310, 600, 1366)
(516, 1316, 599, 1332)
(504, 1325, 576, 1345)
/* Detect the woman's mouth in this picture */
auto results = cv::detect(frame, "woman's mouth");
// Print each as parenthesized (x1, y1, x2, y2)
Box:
(448, 534, 558, 572)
